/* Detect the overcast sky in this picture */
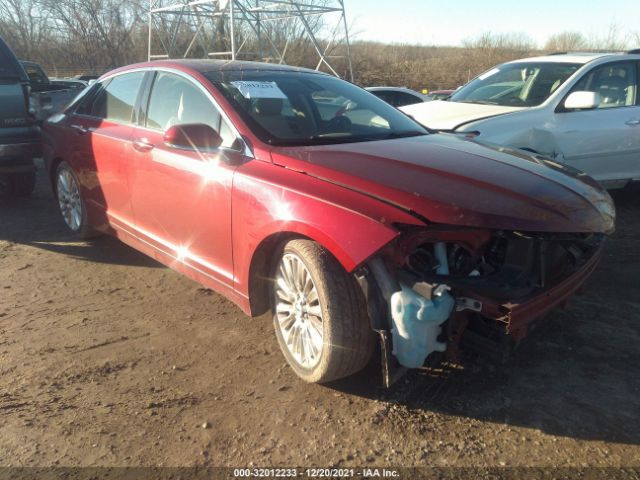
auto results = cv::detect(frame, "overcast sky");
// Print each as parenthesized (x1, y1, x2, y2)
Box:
(344, 0, 640, 47)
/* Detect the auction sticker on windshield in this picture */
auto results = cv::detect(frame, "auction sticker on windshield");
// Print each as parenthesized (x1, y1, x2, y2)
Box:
(231, 81, 288, 99)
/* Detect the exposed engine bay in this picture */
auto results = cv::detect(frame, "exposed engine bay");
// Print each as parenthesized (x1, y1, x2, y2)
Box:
(358, 226, 605, 386)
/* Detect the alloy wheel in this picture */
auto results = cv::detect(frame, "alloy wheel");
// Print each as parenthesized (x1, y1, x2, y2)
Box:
(57, 168, 83, 231)
(274, 252, 324, 369)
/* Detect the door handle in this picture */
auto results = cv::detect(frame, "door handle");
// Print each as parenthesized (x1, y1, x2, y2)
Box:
(132, 138, 154, 152)
(70, 124, 90, 135)
(626, 119, 640, 126)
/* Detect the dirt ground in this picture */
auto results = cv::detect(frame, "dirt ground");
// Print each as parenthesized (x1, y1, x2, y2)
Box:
(1, 163, 639, 471)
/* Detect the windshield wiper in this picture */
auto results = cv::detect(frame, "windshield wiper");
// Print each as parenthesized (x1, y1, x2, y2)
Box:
(381, 131, 428, 140)
(461, 99, 499, 105)
(269, 135, 371, 146)
(268, 130, 428, 147)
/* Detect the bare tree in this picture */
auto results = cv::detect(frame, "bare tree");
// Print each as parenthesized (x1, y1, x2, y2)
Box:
(38, 0, 146, 70)
(462, 32, 535, 53)
(544, 31, 587, 52)
(0, 0, 50, 61)
(585, 22, 630, 51)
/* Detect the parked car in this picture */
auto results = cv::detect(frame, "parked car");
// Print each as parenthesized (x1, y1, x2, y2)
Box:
(426, 89, 455, 100)
(43, 60, 614, 385)
(20, 60, 85, 122)
(366, 87, 430, 107)
(401, 51, 640, 188)
(0, 37, 41, 196)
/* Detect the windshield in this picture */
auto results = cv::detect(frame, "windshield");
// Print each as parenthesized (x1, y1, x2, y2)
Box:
(450, 62, 580, 107)
(206, 70, 428, 146)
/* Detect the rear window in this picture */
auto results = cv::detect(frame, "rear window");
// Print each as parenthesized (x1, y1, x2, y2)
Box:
(22, 64, 48, 85)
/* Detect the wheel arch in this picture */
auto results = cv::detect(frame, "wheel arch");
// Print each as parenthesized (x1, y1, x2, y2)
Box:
(244, 218, 398, 318)
(247, 231, 308, 317)
(47, 156, 65, 192)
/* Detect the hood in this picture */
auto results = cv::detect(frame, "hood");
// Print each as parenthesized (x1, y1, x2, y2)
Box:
(400, 100, 526, 130)
(270, 134, 615, 234)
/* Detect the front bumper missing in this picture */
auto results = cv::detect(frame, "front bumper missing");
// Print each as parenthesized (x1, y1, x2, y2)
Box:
(363, 239, 604, 387)
(460, 241, 604, 341)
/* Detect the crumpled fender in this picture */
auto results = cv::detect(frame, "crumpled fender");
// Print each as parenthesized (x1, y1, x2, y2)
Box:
(232, 160, 425, 298)
(501, 127, 562, 160)
(461, 115, 562, 161)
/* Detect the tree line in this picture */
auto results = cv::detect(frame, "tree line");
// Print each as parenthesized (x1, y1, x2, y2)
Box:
(1, 0, 638, 90)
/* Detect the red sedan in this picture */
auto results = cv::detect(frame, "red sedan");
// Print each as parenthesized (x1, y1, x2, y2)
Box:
(42, 60, 614, 385)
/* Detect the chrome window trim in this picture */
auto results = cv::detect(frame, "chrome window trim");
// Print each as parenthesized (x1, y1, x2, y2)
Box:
(99, 66, 253, 158)
(72, 71, 146, 125)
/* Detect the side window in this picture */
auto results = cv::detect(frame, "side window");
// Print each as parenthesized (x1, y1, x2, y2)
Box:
(146, 72, 236, 147)
(395, 91, 423, 107)
(90, 72, 145, 123)
(571, 62, 637, 109)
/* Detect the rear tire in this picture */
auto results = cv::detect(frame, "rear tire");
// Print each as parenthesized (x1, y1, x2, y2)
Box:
(271, 239, 374, 383)
(55, 161, 94, 239)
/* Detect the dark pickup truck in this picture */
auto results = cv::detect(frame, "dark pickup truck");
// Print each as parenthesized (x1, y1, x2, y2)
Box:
(20, 61, 86, 123)
(0, 36, 40, 196)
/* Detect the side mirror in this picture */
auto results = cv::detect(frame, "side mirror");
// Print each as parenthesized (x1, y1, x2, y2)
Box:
(164, 123, 222, 151)
(564, 91, 601, 110)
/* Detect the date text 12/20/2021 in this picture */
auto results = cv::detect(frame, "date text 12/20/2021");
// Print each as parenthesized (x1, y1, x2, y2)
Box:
(233, 468, 400, 477)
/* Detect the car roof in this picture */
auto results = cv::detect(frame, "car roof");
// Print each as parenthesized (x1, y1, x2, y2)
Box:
(106, 59, 327, 79)
(508, 52, 640, 65)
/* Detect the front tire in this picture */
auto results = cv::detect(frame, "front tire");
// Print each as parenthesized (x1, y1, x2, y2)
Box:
(55, 161, 94, 239)
(271, 239, 374, 383)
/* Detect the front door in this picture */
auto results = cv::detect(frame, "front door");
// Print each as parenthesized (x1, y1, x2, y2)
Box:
(554, 60, 640, 183)
(128, 70, 240, 289)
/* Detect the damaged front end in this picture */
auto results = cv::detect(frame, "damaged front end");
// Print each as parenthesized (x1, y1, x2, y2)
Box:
(357, 226, 605, 387)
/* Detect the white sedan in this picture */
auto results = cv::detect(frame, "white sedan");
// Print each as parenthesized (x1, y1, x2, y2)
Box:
(401, 51, 640, 188)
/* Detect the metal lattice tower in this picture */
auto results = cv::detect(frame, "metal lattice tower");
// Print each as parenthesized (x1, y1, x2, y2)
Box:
(148, 0, 353, 81)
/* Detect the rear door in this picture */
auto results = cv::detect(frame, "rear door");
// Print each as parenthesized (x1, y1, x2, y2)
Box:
(128, 70, 239, 288)
(553, 60, 640, 183)
(60, 71, 146, 229)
